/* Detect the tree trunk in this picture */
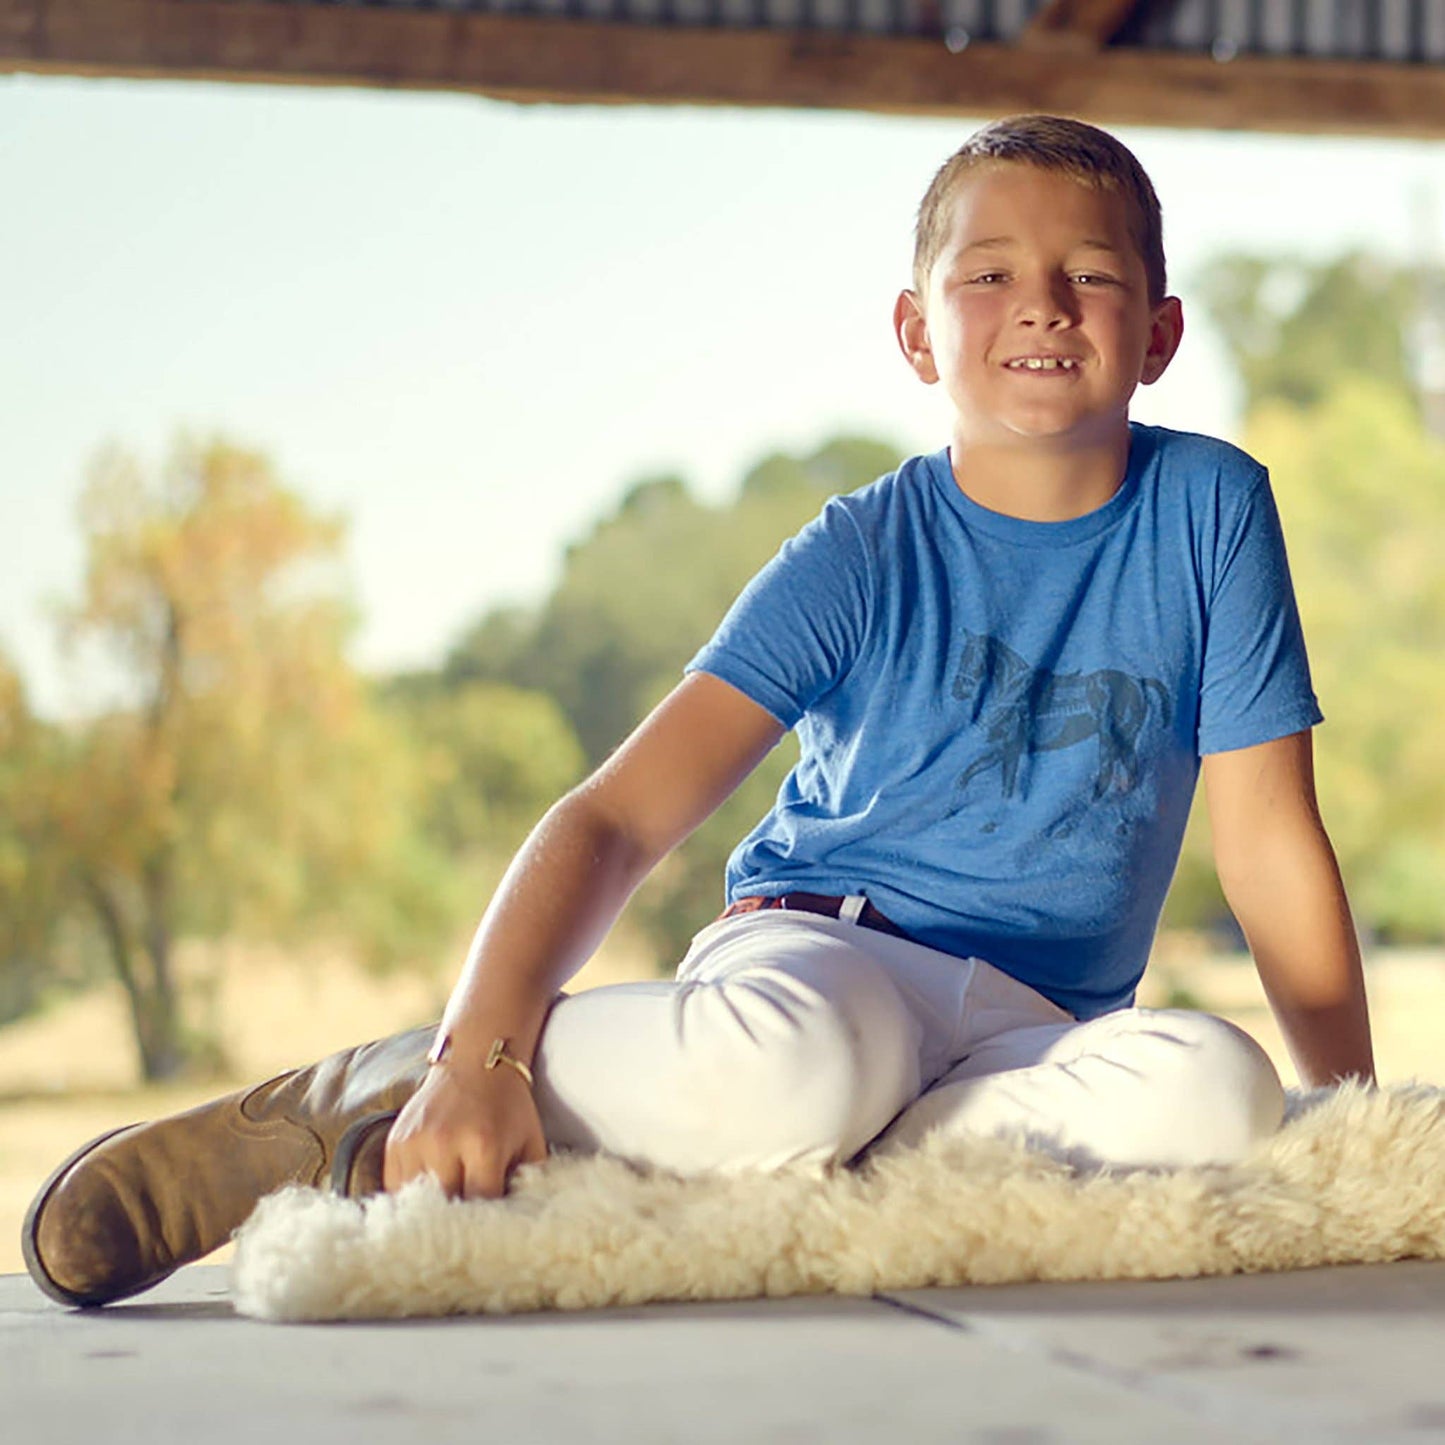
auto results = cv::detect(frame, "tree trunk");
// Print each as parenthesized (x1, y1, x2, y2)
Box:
(139, 855, 184, 1080)
(81, 871, 187, 1082)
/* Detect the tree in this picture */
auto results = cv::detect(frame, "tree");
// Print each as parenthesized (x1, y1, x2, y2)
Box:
(0, 655, 75, 1022)
(1194, 250, 1423, 414)
(385, 679, 586, 858)
(1162, 380, 1445, 944)
(628, 738, 800, 966)
(446, 436, 902, 765)
(35, 437, 459, 1079)
(442, 435, 903, 964)
(1244, 379, 1445, 941)
(1163, 249, 1445, 945)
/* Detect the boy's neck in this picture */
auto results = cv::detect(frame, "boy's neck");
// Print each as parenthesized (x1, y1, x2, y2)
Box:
(948, 428, 1133, 523)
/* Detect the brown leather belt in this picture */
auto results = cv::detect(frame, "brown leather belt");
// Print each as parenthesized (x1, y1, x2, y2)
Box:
(720, 892, 909, 940)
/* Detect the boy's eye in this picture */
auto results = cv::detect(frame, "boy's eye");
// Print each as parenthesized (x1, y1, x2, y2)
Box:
(966, 272, 1009, 285)
(1070, 272, 1118, 286)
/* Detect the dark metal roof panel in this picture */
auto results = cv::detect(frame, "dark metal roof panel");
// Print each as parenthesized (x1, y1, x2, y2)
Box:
(235, 0, 1445, 62)
(1120, 0, 1445, 63)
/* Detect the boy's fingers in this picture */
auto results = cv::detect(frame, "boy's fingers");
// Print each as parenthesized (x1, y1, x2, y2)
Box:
(455, 1130, 511, 1200)
(383, 1129, 466, 1197)
(461, 1154, 508, 1201)
(427, 1158, 467, 1199)
(381, 1133, 409, 1193)
(381, 1099, 538, 1199)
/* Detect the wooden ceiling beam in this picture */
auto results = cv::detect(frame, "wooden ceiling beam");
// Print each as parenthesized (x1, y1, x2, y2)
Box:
(4, 0, 1445, 140)
(1022, 1, 1147, 54)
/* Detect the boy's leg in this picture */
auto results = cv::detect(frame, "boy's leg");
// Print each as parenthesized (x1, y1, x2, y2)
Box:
(872, 981, 1285, 1170)
(24, 908, 937, 1305)
(23, 1023, 437, 1307)
(532, 910, 931, 1174)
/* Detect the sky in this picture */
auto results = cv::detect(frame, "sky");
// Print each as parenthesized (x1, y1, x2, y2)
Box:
(2, 74, 1442, 716)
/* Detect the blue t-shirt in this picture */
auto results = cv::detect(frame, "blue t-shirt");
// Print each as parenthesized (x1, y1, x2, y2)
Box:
(687, 425, 1322, 1018)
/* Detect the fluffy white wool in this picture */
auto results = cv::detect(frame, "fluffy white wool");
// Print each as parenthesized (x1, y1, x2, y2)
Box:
(231, 1083, 1445, 1322)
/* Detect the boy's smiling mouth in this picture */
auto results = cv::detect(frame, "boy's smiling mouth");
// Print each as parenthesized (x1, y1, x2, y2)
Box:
(1004, 356, 1082, 372)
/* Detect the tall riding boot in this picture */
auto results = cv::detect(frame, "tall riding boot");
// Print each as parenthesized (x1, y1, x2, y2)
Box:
(22, 1022, 436, 1308)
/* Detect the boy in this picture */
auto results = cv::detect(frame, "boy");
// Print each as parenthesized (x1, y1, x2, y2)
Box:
(25, 116, 1373, 1308)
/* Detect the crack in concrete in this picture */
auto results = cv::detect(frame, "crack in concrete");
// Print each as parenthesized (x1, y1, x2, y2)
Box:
(873, 1292, 973, 1332)
(921, 1308, 1384, 1445)
(876, 1294, 1363, 1442)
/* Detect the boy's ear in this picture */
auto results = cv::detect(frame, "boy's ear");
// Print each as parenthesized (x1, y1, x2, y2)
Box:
(1140, 296, 1185, 386)
(894, 290, 939, 385)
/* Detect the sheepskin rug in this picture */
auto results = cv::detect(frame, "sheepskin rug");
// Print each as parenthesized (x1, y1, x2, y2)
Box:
(231, 1082, 1445, 1322)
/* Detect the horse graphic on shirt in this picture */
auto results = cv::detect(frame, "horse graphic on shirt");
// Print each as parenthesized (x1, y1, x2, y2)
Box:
(951, 630, 1171, 801)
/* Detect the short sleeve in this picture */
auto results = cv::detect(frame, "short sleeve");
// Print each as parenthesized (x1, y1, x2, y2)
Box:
(1197, 472, 1323, 755)
(685, 497, 874, 729)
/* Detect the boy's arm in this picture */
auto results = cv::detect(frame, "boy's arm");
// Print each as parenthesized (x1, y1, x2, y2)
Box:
(1201, 730, 1375, 1088)
(383, 670, 786, 1199)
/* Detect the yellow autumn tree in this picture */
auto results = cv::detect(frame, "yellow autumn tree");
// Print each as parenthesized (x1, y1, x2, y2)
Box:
(37, 436, 458, 1079)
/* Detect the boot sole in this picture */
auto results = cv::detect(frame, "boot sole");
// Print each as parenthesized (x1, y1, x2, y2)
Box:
(22, 1123, 145, 1308)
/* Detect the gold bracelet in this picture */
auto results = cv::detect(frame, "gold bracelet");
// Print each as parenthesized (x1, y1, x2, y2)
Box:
(485, 1036, 535, 1088)
(425, 1030, 534, 1088)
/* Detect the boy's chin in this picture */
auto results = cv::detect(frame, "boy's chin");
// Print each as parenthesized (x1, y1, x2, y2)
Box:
(956, 416, 1130, 452)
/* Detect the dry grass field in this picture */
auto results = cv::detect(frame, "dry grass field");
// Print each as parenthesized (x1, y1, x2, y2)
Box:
(3, 935, 1441, 1281)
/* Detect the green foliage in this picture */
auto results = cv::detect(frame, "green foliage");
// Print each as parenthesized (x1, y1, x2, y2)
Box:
(1362, 839, 1445, 945)
(1158, 797, 1227, 936)
(447, 437, 902, 766)
(384, 680, 586, 857)
(442, 435, 903, 964)
(1164, 377, 1445, 943)
(630, 738, 801, 967)
(1162, 247, 1445, 944)
(1194, 250, 1423, 413)
(0, 657, 62, 1022)
(1243, 379, 1445, 942)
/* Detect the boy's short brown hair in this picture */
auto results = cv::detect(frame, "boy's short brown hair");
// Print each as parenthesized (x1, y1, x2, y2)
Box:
(913, 115, 1167, 306)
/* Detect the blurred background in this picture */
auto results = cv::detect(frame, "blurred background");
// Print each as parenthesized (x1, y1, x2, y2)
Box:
(2, 75, 1444, 1271)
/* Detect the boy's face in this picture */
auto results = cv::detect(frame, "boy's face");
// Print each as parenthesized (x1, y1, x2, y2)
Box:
(895, 162, 1182, 455)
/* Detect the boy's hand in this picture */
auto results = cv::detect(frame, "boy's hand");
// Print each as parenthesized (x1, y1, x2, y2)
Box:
(377, 670, 785, 1200)
(382, 1055, 547, 1199)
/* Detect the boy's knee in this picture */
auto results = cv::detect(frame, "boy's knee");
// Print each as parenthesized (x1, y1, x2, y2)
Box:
(673, 958, 922, 1171)
(1126, 1009, 1285, 1165)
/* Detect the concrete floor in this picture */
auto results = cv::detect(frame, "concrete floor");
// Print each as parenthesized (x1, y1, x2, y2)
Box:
(6, 1261, 1445, 1444)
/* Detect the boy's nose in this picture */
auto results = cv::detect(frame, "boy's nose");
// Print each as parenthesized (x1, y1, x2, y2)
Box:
(1015, 276, 1077, 328)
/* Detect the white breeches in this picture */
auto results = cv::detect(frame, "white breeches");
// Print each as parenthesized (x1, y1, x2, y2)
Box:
(530, 907, 1285, 1176)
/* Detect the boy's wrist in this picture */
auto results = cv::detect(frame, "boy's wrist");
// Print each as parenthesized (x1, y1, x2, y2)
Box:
(427, 1029, 535, 1087)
